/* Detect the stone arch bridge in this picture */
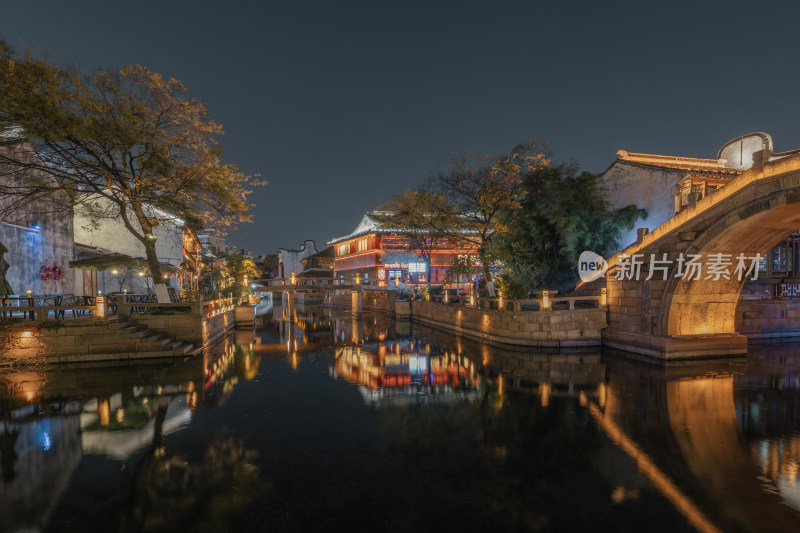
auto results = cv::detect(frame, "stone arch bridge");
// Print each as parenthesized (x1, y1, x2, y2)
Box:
(598, 152, 800, 358)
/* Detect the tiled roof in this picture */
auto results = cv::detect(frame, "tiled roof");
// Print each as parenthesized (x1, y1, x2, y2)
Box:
(616, 150, 741, 176)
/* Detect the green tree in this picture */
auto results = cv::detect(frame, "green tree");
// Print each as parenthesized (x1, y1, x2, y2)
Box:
(495, 164, 645, 294)
(0, 41, 261, 302)
(430, 142, 550, 281)
(261, 253, 279, 278)
(224, 252, 260, 297)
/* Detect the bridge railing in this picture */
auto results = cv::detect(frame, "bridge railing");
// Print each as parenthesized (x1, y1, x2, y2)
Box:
(427, 294, 605, 311)
(265, 277, 382, 288)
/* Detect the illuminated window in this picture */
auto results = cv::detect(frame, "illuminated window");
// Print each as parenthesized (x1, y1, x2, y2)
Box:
(357, 238, 369, 252)
(772, 243, 792, 274)
(338, 244, 349, 256)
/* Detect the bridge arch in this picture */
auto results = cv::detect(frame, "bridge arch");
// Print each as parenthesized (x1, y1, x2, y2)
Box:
(660, 181, 800, 336)
(603, 153, 800, 356)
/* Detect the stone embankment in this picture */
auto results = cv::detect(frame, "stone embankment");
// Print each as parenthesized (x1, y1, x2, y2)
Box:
(324, 289, 606, 349)
(411, 295, 606, 349)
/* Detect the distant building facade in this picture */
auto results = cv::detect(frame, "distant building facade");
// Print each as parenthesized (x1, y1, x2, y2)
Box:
(277, 240, 320, 279)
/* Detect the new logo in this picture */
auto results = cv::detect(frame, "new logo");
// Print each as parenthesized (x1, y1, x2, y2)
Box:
(578, 251, 607, 283)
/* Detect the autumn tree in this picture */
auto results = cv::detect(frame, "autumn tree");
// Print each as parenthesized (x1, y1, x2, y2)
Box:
(373, 187, 458, 287)
(0, 40, 260, 302)
(429, 142, 550, 281)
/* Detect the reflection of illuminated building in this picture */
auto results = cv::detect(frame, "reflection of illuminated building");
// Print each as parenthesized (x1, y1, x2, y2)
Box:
(332, 339, 479, 406)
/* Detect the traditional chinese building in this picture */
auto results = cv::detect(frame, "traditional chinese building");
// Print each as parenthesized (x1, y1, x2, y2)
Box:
(602, 132, 800, 284)
(327, 212, 479, 286)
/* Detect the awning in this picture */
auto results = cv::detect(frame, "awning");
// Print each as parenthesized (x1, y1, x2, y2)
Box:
(69, 253, 142, 271)
(69, 253, 187, 274)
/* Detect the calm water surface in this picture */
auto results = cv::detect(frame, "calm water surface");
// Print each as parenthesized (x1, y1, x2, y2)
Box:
(2, 306, 800, 532)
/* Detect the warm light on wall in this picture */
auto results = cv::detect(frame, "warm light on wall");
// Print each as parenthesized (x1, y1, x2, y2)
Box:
(600, 287, 607, 307)
(290, 272, 296, 285)
(542, 290, 551, 310)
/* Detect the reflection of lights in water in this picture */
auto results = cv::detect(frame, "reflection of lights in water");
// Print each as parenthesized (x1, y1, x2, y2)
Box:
(41, 432, 51, 451)
(26, 391, 33, 401)
(498, 375, 504, 395)
(540, 382, 551, 408)
(292, 352, 298, 370)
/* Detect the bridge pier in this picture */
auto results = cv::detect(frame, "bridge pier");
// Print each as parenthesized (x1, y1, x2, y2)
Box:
(287, 289, 295, 323)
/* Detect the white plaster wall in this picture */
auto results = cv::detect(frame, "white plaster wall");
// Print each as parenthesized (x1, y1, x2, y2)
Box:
(0, 143, 76, 296)
(73, 198, 184, 265)
(718, 133, 771, 171)
(278, 240, 318, 277)
(0, 222, 76, 296)
(601, 162, 685, 252)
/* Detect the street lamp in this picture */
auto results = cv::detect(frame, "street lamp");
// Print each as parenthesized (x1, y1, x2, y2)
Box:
(203, 251, 217, 295)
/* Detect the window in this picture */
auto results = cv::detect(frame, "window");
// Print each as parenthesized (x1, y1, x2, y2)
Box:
(338, 244, 349, 257)
(357, 238, 368, 252)
(772, 243, 792, 275)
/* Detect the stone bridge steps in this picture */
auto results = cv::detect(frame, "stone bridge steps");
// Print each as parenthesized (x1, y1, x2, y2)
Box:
(39, 318, 200, 363)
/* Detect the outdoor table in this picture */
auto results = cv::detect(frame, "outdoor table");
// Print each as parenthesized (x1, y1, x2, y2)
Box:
(0, 294, 69, 319)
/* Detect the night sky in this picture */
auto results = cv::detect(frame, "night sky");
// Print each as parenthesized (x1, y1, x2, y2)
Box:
(3, 0, 800, 254)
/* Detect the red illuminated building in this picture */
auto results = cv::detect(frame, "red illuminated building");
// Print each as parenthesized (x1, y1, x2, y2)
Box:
(327, 212, 480, 286)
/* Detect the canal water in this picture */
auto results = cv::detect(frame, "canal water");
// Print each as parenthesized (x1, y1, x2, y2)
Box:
(2, 306, 800, 532)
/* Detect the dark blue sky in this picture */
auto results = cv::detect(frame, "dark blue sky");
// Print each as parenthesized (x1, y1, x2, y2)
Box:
(3, 1, 800, 253)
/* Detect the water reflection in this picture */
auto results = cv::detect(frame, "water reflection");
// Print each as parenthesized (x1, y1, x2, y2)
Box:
(0, 336, 260, 532)
(5, 305, 800, 531)
(333, 340, 480, 406)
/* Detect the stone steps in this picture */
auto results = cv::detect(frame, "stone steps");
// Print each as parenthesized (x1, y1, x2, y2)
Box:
(38, 317, 200, 362)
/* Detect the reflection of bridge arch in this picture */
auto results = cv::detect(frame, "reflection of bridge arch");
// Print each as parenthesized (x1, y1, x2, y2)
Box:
(599, 356, 800, 532)
(604, 154, 800, 357)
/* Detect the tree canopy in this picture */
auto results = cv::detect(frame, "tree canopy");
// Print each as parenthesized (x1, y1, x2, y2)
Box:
(428, 142, 550, 280)
(372, 187, 457, 286)
(494, 163, 646, 295)
(374, 142, 645, 296)
(0, 40, 261, 300)
(224, 252, 260, 297)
